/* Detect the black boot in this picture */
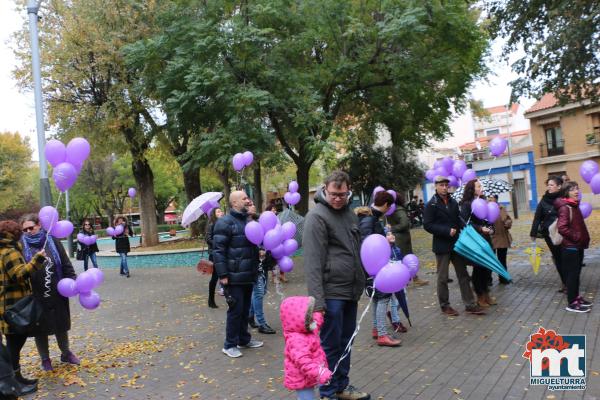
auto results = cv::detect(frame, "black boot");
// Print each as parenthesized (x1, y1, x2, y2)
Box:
(208, 298, 218, 309)
(14, 370, 37, 396)
(248, 316, 258, 329)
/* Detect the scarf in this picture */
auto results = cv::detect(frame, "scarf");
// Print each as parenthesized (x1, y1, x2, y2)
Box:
(566, 198, 579, 206)
(21, 229, 63, 279)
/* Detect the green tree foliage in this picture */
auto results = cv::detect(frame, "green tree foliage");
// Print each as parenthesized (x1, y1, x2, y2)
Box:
(126, 0, 487, 214)
(487, 0, 600, 103)
(0, 132, 38, 215)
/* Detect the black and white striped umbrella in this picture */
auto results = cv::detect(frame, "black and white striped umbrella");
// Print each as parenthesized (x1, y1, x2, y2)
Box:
(451, 178, 513, 202)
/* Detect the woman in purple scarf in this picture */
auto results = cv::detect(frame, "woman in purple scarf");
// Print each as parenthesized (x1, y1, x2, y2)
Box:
(19, 214, 79, 371)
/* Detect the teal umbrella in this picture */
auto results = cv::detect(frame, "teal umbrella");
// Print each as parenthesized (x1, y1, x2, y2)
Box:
(454, 225, 512, 282)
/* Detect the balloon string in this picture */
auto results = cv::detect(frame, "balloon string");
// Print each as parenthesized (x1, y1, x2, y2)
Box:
(43, 191, 63, 249)
(486, 157, 496, 179)
(329, 281, 374, 378)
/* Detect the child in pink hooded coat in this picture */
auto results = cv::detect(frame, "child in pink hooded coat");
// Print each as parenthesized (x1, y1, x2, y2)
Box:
(281, 296, 332, 400)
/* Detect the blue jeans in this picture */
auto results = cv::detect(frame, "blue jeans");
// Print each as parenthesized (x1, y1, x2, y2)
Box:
(390, 294, 401, 324)
(250, 273, 267, 325)
(224, 285, 253, 349)
(119, 252, 129, 275)
(319, 299, 357, 398)
(296, 387, 316, 400)
(83, 252, 98, 271)
(371, 297, 391, 337)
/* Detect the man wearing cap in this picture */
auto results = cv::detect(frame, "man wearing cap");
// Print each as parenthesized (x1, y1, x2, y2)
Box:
(423, 176, 485, 316)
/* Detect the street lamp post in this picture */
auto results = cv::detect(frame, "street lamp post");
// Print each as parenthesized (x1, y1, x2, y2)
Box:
(506, 103, 519, 219)
(28, 0, 52, 207)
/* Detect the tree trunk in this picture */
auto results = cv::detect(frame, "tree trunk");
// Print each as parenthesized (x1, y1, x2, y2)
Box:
(132, 157, 159, 247)
(253, 161, 263, 213)
(295, 159, 312, 215)
(182, 164, 202, 237)
(218, 166, 231, 210)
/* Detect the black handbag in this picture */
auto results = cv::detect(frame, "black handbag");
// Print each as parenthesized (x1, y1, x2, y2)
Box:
(76, 248, 84, 261)
(3, 295, 45, 336)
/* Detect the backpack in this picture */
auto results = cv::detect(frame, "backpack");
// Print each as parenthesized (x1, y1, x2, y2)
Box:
(548, 206, 572, 246)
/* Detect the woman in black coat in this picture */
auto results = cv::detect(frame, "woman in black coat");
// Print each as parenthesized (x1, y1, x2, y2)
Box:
(205, 208, 224, 308)
(530, 175, 566, 291)
(78, 219, 100, 271)
(459, 180, 497, 308)
(19, 214, 79, 372)
(114, 217, 134, 277)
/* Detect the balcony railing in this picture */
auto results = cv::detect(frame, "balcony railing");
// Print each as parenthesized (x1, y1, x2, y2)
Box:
(539, 140, 565, 157)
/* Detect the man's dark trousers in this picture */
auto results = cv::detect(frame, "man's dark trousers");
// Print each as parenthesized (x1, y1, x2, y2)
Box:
(319, 299, 358, 398)
(224, 285, 253, 349)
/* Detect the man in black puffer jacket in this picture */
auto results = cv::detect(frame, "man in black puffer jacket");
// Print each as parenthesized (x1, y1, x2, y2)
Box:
(213, 191, 262, 358)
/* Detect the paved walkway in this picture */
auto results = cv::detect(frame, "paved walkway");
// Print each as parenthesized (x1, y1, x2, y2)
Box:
(19, 229, 600, 399)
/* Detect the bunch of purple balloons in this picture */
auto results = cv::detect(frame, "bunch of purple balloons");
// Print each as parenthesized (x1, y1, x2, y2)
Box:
(283, 181, 301, 206)
(244, 211, 298, 273)
(45, 137, 91, 192)
(470, 198, 501, 223)
(232, 151, 254, 172)
(57, 268, 104, 310)
(38, 206, 72, 239)
(372, 186, 398, 216)
(76, 232, 97, 246)
(106, 224, 124, 237)
(360, 234, 420, 293)
(425, 157, 474, 187)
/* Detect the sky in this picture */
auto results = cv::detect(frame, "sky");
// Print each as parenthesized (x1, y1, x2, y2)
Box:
(0, 2, 533, 160)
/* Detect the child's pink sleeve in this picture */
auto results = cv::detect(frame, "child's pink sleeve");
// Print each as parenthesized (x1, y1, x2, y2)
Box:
(288, 335, 325, 381)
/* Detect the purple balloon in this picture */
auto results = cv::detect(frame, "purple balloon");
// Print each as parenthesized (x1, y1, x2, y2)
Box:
(288, 192, 301, 206)
(114, 224, 124, 236)
(89, 234, 97, 244)
(448, 175, 459, 188)
(79, 291, 100, 310)
(281, 222, 296, 241)
(259, 211, 278, 232)
(278, 256, 294, 273)
(374, 262, 411, 293)
(57, 278, 78, 298)
(462, 169, 477, 182)
(263, 228, 283, 250)
(360, 234, 391, 276)
(87, 268, 104, 287)
(200, 201, 214, 214)
(244, 221, 264, 245)
(425, 169, 436, 182)
(452, 160, 467, 179)
(232, 153, 245, 171)
(75, 271, 96, 294)
(283, 192, 293, 205)
(282, 238, 298, 256)
(52, 220, 74, 238)
(242, 151, 254, 167)
(288, 181, 299, 193)
(486, 202, 500, 223)
(489, 137, 508, 157)
(433, 160, 443, 170)
(471, 198, 488, 220)
(52, 162, 78, 192)
(128, 187, 137, 198)
(72, 162, 83, 175)
(580, 201, 592, 219)
(387, 189, 397, 201)
(66, 137, 91, 165)
(44, 139, 67, 167)
(591, 173, 600, 194)
(77, 232, 85, 242)
(385, 203, 396, 217)
(81, 235, 92, 246)
(434, 167, 448, 178)
(106, 227, 115, 236)
(406, 263, 419, 278)
(39, 206, 59, 232)
(580, 160, 599, 184)
(441, 157, 454, 174)
(372, 186, 385, 198)
(402, 254, 419, 270)
(578, 190, 583, 201)
(270, 244, 286, 259)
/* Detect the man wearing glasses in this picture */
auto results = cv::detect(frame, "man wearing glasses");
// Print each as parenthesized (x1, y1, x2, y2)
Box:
(303, 171, 370, 400)
(423, 176, 485, 317)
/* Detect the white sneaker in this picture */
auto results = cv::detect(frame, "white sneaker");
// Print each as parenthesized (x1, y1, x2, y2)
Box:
(222, 347, 243, 358)
(237, 340, 263, 349)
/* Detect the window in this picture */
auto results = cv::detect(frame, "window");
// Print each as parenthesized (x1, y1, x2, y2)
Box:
(544, 126, 564, 156)
(486, 128, 500, 136)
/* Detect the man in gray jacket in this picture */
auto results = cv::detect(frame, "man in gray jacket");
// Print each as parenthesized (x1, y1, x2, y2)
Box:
(303, 171, 370, 400)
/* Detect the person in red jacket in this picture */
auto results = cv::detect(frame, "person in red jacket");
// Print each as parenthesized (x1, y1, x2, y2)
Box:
(555, 181, 592, 313)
